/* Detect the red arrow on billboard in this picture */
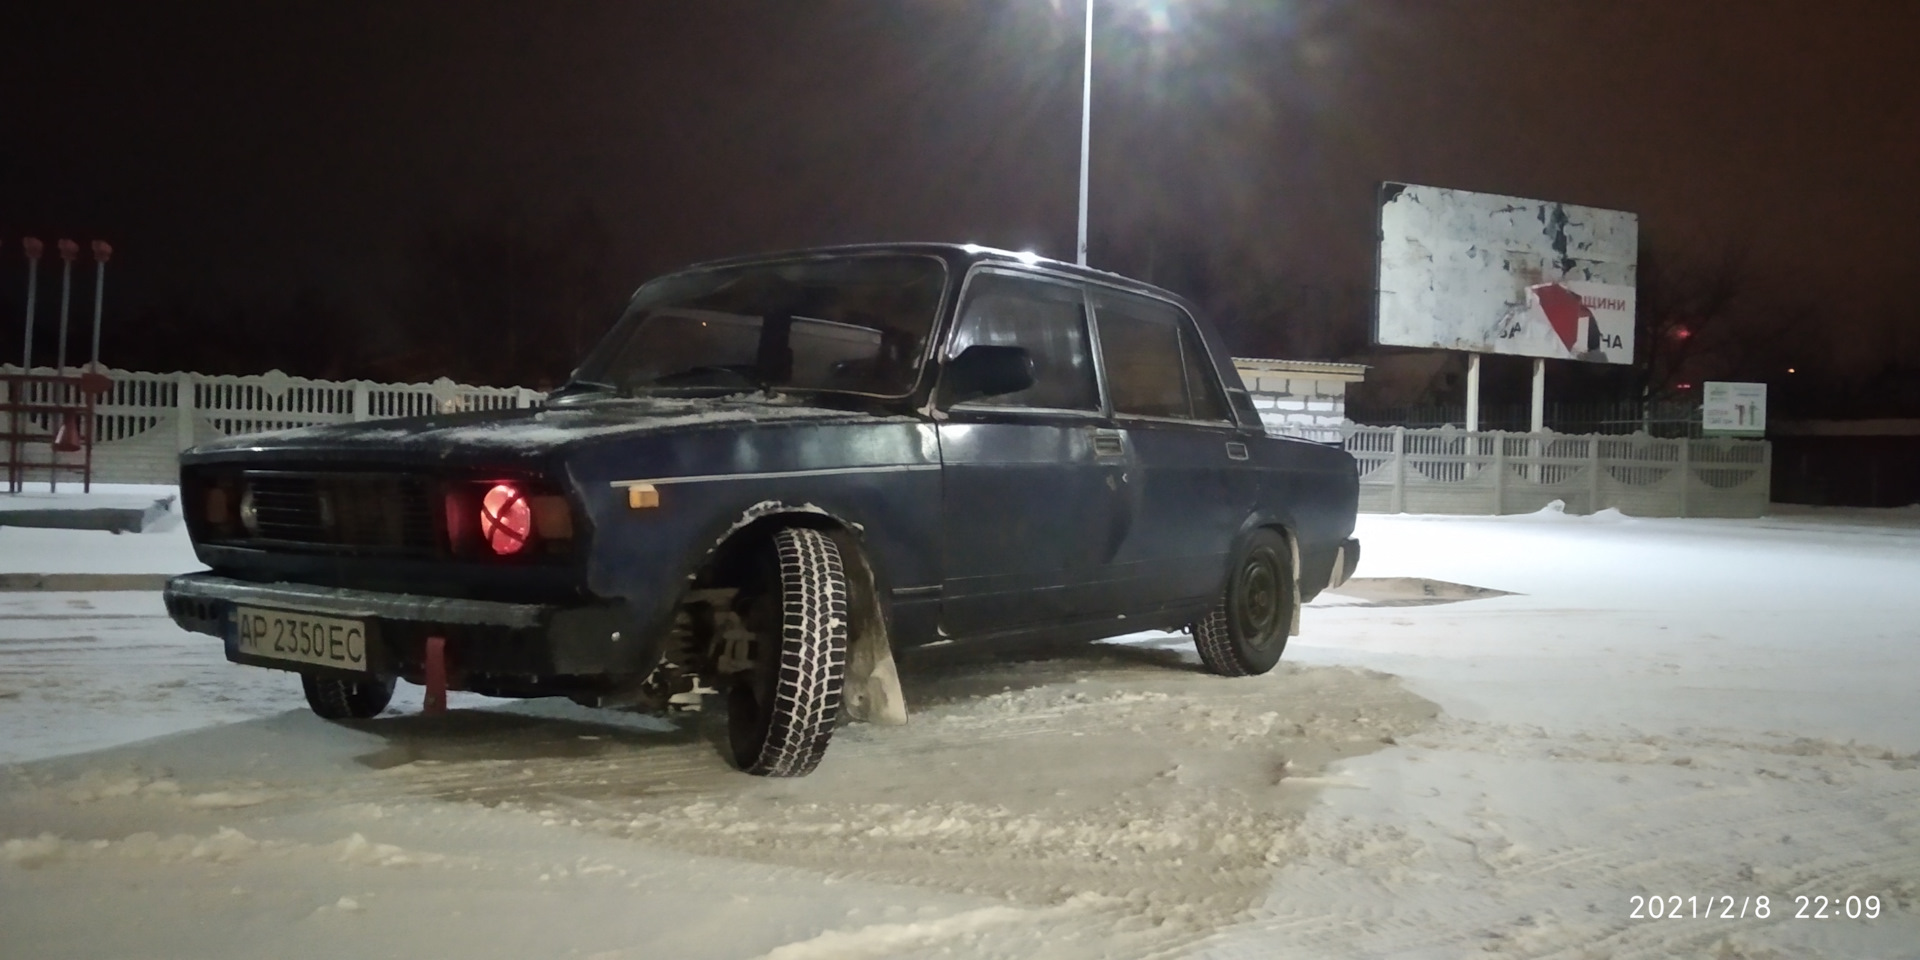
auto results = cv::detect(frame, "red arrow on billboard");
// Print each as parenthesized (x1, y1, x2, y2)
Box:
(1530, 283, 1594, 352)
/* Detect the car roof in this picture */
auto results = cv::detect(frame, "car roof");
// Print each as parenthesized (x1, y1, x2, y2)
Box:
(684, 242, 1193, 307)
(673, 242, 1256, 427)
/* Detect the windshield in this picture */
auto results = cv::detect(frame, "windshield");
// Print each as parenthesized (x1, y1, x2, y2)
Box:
(575, 254, 947, 398)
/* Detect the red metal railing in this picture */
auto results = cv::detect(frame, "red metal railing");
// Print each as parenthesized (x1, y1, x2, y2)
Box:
(3, 370, 110, 493)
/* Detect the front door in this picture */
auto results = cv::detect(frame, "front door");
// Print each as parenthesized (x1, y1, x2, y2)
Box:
(937, 270, 1130, 639)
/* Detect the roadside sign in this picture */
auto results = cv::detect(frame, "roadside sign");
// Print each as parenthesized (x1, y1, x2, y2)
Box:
(1702, 381, 1766, 436)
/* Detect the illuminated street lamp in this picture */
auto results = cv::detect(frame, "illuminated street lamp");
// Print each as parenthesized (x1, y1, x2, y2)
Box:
(1076, 0, 1176, 266)
(1076, 0, 1094, 266)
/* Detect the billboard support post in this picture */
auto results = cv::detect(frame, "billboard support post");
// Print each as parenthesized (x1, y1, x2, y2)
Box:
(1530, 359, 1547, 433)
(1528, 357, 1547, 481)
(1465, 353, 1481, 432)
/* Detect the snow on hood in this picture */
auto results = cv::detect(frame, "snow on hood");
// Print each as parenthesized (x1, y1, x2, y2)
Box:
(190, 395, 909, 457)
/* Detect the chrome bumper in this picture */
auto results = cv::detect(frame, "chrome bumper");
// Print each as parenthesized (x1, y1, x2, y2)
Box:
(164, 572, 549, 631)
(1328, 537, 1361, 590)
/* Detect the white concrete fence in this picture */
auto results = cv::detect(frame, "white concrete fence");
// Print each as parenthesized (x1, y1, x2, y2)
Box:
(5, 365, 1771, 517)
(2, 365, 542, 485)
(1342, 425, 1771, 518)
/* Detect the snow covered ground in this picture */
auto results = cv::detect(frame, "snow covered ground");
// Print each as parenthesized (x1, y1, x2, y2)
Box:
(2, 492, 1917, 959)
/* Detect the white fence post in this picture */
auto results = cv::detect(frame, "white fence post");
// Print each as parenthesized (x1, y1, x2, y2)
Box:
(1678, 438, 1692, 518)
(1491, 432, 1505, 514)
(1587, 437, 1603, 513)
(1761, 439, 1772, 507)
(174, 372, 196, 451)
(1390, 425, 1406, 514)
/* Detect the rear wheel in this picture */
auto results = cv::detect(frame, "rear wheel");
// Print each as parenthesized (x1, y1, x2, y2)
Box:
(301, 673, 397, 720)
(726, 527, 848, 777)
(1193, 529, 1294, 677)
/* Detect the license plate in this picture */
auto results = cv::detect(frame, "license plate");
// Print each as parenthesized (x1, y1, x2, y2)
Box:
(234, 606, 372, 673)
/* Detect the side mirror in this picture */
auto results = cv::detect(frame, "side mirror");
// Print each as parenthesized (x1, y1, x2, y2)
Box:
(945, 345, 1034, 405)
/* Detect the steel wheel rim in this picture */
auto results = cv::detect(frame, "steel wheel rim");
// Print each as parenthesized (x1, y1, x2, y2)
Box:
(1236, 549, 1281, 646)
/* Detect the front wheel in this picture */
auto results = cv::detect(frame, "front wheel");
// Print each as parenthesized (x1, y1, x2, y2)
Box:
(301, 673, 397, 720)
(1192, 529, 1294, 677)
(726, 527, 849, 777)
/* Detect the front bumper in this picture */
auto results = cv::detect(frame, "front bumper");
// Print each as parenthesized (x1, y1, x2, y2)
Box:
(164, 573, 645, 687)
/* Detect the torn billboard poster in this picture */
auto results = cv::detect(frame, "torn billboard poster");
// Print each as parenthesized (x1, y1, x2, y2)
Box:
(1375, 183, 1638, 365)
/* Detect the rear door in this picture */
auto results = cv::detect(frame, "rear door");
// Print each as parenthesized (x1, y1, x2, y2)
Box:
(936, 269, 1131, 638)
(1089, 286, 1250, 613)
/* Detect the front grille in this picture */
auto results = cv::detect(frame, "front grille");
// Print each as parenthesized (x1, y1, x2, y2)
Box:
(242, 472, 439, 555)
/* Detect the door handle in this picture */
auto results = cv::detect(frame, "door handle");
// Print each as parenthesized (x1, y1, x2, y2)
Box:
(1225, 441, 1249, 461)
(1092, 429, 1125, 459)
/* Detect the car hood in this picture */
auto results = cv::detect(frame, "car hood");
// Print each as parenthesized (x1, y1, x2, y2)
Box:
(185, 395, 910, 461)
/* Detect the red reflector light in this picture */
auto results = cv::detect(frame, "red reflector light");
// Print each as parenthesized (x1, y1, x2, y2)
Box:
(479, 483, 534, 555)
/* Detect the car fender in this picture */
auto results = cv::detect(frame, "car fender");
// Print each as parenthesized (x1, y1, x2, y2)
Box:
(1229, 509, 1304, 636)
(691, 499, 908, 726)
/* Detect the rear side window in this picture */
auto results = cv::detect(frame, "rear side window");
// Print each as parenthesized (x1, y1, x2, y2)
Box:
(1093, 290, 1231, 422)
(946, 271, 1099, 411)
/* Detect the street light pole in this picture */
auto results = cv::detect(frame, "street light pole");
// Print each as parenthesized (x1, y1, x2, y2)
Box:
(1076, 0, 1094, 266)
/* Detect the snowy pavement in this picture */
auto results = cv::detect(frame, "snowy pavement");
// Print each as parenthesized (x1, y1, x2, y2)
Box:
(2, 493, 1917, 958)
(1204, 507, 1920, 960)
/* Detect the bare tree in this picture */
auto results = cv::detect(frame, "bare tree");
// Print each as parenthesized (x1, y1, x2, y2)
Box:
(394, 201, 622, 387)
(1632, 241, 1751, 403)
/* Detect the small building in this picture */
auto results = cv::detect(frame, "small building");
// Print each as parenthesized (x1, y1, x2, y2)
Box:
(1231, 358, 1368, 441)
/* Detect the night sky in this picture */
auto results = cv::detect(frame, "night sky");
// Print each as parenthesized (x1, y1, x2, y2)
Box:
(4, 0, 1917, 391)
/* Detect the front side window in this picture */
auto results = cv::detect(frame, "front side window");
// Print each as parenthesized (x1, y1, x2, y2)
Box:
(944, 271, 1099, 411)
(576, 254, 946, 398)
(1093, 290, 1231, 422)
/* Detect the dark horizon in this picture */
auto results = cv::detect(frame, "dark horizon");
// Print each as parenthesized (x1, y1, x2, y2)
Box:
(5, 1, 1918, 399)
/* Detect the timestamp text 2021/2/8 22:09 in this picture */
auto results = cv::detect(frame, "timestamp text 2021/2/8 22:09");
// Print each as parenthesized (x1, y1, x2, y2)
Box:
(1629, 895, 1884, 920)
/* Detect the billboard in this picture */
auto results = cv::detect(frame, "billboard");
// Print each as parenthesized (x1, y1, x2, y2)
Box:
(1375, 183, 1638, 364)
(1701, 381, 1766, 436)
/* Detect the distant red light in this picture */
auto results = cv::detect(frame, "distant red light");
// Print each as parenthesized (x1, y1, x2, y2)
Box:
(1673, 326, 1692, 340)
(479, 483, 533, 555)
(1677, 383, 1693, 390)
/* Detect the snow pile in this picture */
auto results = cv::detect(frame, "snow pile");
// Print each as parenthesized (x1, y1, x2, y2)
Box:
(3, 827, 262, 867)
(331, 832, 445, 867)
(758, 893, 1120, 960)
(759, 904, 1036, 960)
(0, 484, 197, 575)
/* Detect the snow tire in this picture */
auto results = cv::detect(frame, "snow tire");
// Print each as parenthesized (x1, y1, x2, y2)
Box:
(1193, 528, 1294, 677)
(727, 527, 849, 777)
(301, 673, 397, 720)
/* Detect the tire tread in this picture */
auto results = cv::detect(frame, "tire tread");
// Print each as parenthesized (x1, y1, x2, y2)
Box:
(742, 527, 848, 777)
(302, 673, 396, 720)
(1193, 603, 1253, 676)
(1192, 529, 1293, 677)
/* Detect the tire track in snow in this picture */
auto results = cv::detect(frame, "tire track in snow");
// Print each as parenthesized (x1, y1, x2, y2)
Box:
(378, 655, 1438, 951)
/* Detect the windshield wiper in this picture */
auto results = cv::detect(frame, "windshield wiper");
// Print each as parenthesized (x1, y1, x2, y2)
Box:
(647, 365, 775, 393)
(545, 379, 618, 401)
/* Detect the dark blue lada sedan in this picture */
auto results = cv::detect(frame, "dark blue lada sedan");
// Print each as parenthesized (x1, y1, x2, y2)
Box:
(164, 244, 1360, 776)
